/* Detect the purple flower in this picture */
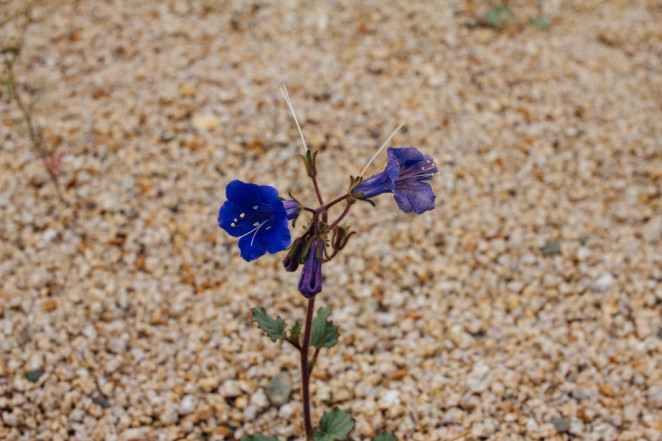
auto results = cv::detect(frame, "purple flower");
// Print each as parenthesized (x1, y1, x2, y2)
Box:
(283, 200, 300, 221)
(218, 180, 299, 262)
(282, 237, 305, 272)
(352, 147, 438, 214)
(298, 238, 323, 298)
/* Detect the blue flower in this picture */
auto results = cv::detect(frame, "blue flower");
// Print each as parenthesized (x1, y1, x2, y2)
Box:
(298, 238, 323, 298)
(218, 180, 298, 262)
(352, 147, 438, 214)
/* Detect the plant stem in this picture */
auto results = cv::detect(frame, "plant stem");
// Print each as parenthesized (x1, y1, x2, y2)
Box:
(3, 38, 68, 207)
(308, 348, 320, 374)
(328, 201, 352, 230)
(311, 176, 324, 205)
(300, 297, 315, 440)
(320, 193, 350, 211)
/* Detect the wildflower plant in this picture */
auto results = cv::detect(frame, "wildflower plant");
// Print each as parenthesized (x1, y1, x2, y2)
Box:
(218, 87, 439, 441)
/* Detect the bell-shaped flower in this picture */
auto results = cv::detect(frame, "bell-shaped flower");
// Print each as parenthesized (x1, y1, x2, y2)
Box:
(298, 237, 323, 298)
(352, 147, 438, 214)
(218, 180, 298, 262)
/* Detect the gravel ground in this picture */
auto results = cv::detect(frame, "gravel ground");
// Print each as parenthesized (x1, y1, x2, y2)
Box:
(1, 1, 661, 440)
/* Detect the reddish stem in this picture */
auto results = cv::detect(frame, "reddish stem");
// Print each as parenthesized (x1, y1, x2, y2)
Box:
(308, 348, 321, 374)
(300, 297, 316, 440)
(328, 201, 352, 230)
(312, 177, 324, 205)
(320, 193, 351, 211)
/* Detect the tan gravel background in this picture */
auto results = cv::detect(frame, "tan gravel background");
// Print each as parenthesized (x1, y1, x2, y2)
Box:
(1, 1, 662, 440)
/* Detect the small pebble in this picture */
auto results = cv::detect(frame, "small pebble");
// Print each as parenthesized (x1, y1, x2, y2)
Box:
(26, 370, 44, 383)
(2, 3, 660, 440)
(551, 416, 570, 433)
(541, 240, 561, 256)
(266, 372, 292, 407)
(179, 395, 197, 415)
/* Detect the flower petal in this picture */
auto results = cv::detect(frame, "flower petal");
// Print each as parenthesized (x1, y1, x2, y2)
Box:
(266, 219, 292, 254)
(226, 180, 262, 206)
(393, 181, 436, 214)
(386, 147, 426, 181)
(238, 232, 269, 261)
(352, 171, 392, 199)
(259, 185, 286, 220)
(218, 201, 255, 237)
(218, 180, 293, 262)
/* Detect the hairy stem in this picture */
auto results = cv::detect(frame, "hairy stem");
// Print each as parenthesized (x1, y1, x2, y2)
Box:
(300, 297, 316, 440)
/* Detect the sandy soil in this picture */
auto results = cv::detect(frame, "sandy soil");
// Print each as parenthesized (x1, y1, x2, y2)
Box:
(1, 1, 661, 440)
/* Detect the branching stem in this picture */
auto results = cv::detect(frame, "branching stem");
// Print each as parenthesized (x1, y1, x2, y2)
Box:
(328, 201, 352, 231)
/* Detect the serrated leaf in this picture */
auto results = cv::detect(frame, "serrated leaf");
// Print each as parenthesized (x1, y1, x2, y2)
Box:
(313, 408, 355, 441)
(251, 308, 286, 342)
(240, 435, 279, 441)
(310, 306, 339, 349)
(372, 433, 397, 441)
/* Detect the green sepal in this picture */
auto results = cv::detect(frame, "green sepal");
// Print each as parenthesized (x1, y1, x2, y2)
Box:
(313, 408, 355, 441)
(357, 197, 376, 207)
(310, 306, 339, 349)
(332, 224, 356, 253)
(251, 308, 286, 342)
(287, 321, 302, 346)
(298, 149, 318, 178)
(298, 235, 313, 264)
(240, 435, 280, 441)
(348, 175, 363, 193)
(372, 433, 397, 441)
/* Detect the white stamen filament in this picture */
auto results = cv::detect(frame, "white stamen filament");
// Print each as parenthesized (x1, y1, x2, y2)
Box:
(281, 85, 309, 153)
(401, 164, 439, 182)
(360, 122, 404, 178)
(237, 220, 269, 246)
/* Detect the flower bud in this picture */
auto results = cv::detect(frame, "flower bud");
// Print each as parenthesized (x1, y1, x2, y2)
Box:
(331, 224, 355, 252)
(283, 199, 301, 221)
(283, 236, 305, 272)
(298, 238, 323, 298)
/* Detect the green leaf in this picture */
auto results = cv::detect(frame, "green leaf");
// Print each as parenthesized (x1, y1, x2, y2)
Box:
(240, 435, 279, 441)
(310, 306, 339, 349)
(251, 308, 286, 342)
(372, 433, 397, 441)
(313, 408, 355, 441)
(528, 16, 550, 29)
